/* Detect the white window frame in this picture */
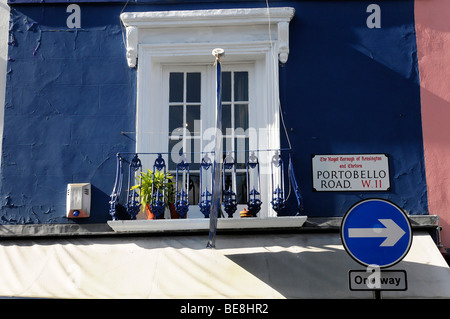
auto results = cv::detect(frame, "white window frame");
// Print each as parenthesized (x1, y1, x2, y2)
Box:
(121, 7, 295, 218)
(163, 64, 255, 219)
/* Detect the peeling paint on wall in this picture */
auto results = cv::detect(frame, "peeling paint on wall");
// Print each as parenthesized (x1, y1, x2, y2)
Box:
(2, 5, 136, 223)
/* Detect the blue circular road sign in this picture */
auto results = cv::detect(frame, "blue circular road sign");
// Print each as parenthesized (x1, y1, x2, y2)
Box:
(341, 198, 412, 268)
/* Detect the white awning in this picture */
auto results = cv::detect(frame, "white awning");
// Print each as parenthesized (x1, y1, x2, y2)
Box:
(0, 230, 448, 298)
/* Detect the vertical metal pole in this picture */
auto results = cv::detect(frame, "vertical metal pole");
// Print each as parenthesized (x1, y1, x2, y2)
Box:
(207, 48, 225, 248)
(199, 154, 212, 218)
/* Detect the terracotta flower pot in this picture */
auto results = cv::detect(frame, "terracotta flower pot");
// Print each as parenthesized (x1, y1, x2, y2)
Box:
(169, 204, 178, 219)
(240, 208, 253, 218)
(145, 204, 155, 220)
(144, 203, 167, 219)
(170, 203, 187, 219)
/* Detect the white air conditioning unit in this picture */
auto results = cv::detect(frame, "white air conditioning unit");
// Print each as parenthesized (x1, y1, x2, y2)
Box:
(66, 183, 91, 218)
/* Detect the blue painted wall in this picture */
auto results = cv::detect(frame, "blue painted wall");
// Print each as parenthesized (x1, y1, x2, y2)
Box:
(3, 4, 136, 223)
(280, 1, 427, 216)
(1, 0, 427, 224)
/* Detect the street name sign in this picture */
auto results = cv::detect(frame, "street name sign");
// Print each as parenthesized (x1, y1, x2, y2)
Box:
(341, 198, 412, 268)
(312, 154, 390, 192)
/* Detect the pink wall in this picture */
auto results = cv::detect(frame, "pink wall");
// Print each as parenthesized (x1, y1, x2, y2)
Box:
(415, 0, 450, 251)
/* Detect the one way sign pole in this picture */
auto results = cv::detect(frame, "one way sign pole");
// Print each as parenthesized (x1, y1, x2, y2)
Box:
(341, 199, 412, 299)
(348, 218, 406, 247)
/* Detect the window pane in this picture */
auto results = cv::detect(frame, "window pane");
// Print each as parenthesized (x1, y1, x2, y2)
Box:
(223, 172, 233, 195)
(169, 73, 184, 102)
(223, 136, 232, 154)
(234, 72, 248, 101)
(189, 138, 201, 170)
(222, 72, 231, 102)
(236, 172, 247, 204)
(235, 137, 248, 169)
(186, 105, 200, 136)
(222, 104, 231, 134)
(187, 72, 201, 103)
(169, 105, 183, 135)
(188, 174, 200, 205)
(168, 138, 182, 170)
(234, 103, 248, 131)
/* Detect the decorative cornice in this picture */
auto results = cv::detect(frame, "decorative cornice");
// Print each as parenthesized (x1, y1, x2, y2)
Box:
(121, 8, 294, 27)
(121, 7, 295, 68)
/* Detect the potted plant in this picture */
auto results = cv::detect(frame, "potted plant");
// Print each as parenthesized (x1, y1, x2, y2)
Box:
(131, 169, 175, 219)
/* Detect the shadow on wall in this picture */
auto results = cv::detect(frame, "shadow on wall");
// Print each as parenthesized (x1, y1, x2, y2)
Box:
(89, 184, 113, 222)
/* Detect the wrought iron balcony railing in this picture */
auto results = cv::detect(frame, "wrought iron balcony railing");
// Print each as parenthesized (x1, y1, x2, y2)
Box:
(109, 150, 303, 221)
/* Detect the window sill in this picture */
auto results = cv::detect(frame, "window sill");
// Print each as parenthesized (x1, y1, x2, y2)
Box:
(107, 216, 307, 234)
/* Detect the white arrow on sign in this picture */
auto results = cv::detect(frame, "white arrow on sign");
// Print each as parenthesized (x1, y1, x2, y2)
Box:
(348, 219, 406, 247)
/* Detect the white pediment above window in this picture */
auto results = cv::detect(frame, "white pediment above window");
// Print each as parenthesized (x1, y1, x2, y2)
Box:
(120, 7, 295, 68)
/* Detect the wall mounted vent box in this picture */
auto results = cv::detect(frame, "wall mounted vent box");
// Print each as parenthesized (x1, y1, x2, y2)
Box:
(66, 183, 91, 218)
